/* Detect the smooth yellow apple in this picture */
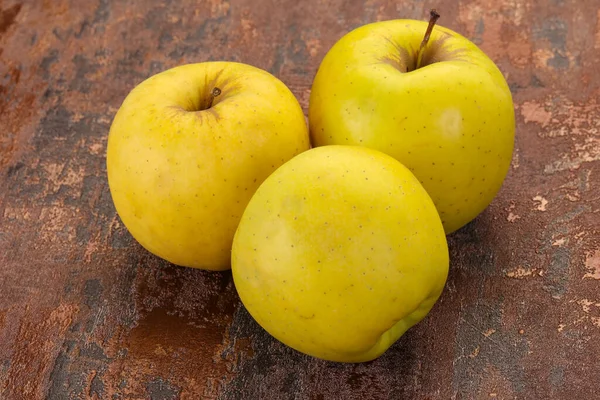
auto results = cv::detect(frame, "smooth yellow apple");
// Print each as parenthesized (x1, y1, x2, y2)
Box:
(232, 145, 449, 362)
(107, 62, 310, 270)
(309, 16, 515, 234)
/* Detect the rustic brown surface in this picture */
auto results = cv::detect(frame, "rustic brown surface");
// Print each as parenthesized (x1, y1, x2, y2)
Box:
(1, 0, 599, 399)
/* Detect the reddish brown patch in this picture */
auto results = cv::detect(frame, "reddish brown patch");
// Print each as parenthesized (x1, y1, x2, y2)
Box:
(0, 67, 38, 169)
(102, 308, 233, 398)
(0, 3, 21, 34)
(2, 304, 78, 399)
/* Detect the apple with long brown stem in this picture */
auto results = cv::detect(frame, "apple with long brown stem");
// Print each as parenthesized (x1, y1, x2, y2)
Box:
(309, 9, 515, 234)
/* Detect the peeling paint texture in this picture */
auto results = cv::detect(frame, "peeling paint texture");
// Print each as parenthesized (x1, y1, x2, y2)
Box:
(1, 0, 599, 399)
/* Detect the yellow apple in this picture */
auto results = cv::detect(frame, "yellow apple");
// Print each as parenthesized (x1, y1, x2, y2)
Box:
(232, 145, 449, 362)
(309, 13, 515, 234)
(107, 62, 310, 270)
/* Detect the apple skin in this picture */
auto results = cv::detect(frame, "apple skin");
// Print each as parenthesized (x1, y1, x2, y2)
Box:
(232, 145, 449, 363)
(107, 62, 310, 270)
(309, 19, 515, 234)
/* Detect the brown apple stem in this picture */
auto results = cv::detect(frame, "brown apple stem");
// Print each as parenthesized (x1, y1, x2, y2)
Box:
(207, 87, 222, 109)
(416, 9, 441, 70)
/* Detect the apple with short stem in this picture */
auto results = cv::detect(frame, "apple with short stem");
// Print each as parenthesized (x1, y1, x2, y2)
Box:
(107, 62, 310, 270)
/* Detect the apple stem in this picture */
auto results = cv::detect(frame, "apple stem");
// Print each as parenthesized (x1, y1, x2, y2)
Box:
(207, 87, 222, 109)
(416, 9, 441, 70)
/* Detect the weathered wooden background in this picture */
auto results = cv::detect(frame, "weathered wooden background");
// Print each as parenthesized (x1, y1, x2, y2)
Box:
(1, 0, 599, 399)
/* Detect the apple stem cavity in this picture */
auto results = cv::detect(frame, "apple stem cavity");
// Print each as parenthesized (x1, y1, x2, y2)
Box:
(416, 9, 441, 70)
(207, 87, 222, 109)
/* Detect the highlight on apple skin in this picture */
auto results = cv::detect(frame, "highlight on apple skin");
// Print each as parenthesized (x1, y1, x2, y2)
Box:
(232, 145, 449, 363)
(106, 62, 310, 271)
(308, 16, 515, 234)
